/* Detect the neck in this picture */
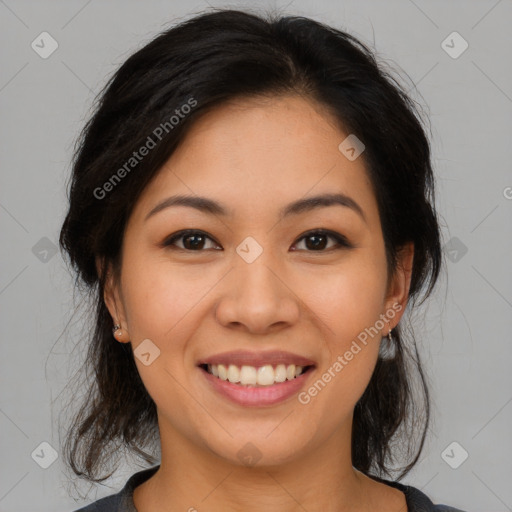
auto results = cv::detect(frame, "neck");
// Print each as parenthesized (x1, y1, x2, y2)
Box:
(134, 420, 373, 512)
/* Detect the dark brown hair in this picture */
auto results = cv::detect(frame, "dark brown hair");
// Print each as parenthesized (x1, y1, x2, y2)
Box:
(59, 8, 441, 483)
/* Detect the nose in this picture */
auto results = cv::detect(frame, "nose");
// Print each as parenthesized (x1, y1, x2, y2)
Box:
(215, 252, 301, 335)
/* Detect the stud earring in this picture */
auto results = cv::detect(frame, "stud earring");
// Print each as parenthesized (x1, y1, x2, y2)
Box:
(112, 323, 130, 343)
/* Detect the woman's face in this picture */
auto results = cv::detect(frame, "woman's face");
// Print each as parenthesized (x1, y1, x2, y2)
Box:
(102, 95, 412, 468)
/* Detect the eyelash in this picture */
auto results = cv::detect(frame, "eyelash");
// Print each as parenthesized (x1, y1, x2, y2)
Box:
(161, 229, 352, 252)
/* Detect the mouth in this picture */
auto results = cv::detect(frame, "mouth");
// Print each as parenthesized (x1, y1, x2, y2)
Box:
(196, 350, 317, 406)
(198, 362, 316, 387)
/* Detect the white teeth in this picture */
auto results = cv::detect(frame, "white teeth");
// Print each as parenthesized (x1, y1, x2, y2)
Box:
(240, 365, 257, 385)
(227, 364, 240, 383)
(274, 364, 287, 382)
(257, 365, 275, 386)
(217, 364, 228, 380)
(206, 363, 306, 386)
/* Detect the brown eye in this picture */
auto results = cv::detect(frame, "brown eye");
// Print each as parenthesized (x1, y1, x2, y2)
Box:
(163, 230, 221, 251)
(292, 230, 351, 252)
(162, 229, 351, 252)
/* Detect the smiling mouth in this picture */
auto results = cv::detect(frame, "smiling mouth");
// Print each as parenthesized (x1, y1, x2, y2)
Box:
(198, 363, 315, 387)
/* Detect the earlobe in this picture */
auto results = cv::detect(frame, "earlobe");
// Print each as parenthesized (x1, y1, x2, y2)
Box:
(96, 256, 130, 342)
(385, 242, 414, 328)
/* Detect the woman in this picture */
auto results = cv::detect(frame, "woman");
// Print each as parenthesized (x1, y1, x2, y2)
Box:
(60, 8, 466, 512)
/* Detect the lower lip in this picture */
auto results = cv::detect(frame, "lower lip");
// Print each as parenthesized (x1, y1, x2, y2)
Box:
(199, 366, 315, 407)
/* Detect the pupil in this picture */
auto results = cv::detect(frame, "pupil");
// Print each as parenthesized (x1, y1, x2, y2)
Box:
(185, 234, 204, 250)
(306, 234, 326, 250)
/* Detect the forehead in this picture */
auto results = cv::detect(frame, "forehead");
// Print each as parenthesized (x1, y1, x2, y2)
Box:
(130, 95, 379, 226)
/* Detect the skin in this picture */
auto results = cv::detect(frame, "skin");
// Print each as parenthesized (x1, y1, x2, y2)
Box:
(100, 94, 414, 512)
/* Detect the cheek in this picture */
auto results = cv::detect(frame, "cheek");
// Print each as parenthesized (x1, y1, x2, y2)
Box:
(296, 263, 386, 428)
(119, 256, 208, 402)
(297, 252, 387, 393)
(120, 250, 212, 342)
(301, 257, 388, 341)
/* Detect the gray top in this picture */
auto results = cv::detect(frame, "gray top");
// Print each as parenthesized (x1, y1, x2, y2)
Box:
(73, 465, 467, 512)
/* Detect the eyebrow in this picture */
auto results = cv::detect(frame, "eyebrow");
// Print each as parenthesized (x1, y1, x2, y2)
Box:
(144, 193, 366, 223)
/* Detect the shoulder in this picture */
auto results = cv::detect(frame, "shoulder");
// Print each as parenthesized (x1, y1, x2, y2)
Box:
(402, 484, 467, 512)
(432, 507, 467, 512)
(73, 493, 121, 512)
(368, 473, 467, 512)
(405, 485, 467, 512)
(71, 465, 160, 512)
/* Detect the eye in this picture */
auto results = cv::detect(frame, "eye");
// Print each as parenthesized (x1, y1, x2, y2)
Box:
(291, 229, 352, 252)
(161, 229, 351, 252)
(162, 230, 221, 251)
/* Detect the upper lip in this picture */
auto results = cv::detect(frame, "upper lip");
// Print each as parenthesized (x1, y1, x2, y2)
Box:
(197, 350, 316, 368)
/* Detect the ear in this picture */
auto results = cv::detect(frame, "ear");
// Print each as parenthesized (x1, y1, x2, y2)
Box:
(383, 242, 414, 329)
(96, 256, 129, 341)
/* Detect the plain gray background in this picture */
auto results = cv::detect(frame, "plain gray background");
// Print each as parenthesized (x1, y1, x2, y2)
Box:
(1, 0, 511, 511)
